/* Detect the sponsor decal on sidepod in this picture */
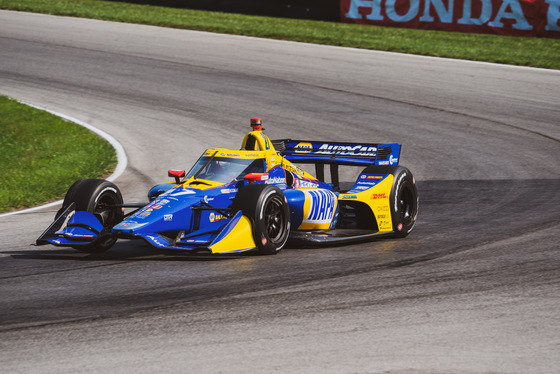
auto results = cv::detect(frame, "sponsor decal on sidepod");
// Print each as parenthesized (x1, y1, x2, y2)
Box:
(304, 190, 337, 223)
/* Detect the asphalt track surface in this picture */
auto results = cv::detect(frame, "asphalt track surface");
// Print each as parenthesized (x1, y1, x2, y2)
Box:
(1, 10, 559, 374)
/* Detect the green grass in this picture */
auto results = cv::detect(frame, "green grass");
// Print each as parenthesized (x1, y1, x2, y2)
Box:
(1, 0, 559, 69)
(0, 96, 117, 213)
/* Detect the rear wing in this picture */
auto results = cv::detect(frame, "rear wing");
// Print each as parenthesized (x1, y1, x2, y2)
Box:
(272, 139, 401, 167)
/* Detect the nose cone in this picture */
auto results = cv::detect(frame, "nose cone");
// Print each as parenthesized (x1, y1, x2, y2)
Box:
(113, 192, 200, 235)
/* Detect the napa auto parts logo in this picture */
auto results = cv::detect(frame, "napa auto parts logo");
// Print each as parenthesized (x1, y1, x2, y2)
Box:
(341, 0, 560, 38)
(304, 190, 337, 223)
(209, 212, 227, 222)
(295, 142, 313, 153)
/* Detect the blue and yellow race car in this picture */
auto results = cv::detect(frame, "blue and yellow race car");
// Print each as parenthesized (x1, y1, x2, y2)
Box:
(36, 118, 418, 255)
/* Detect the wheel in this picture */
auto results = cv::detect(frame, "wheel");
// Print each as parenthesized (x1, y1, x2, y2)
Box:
(388, 166, 418, 237)
(58, 179, 124, 253)
(232, 184, 290, 254)
(362, 165, 419, 237)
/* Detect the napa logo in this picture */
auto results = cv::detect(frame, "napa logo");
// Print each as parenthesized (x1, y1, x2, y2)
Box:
(304, 190, 337, 223)
(209, 212, 227, 222)
(295, 142, 313, 153)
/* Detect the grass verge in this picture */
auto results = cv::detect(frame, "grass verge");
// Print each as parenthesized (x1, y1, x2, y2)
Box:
(0, 96, 117, 213)
(1, 0, 559, 69)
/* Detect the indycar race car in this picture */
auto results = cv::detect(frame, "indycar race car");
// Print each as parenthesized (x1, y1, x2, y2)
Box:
(36, 118, 418, 255)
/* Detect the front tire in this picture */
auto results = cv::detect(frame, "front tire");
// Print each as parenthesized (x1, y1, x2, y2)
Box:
(232, 184, 290, 255)
(58, 179, 124, 253)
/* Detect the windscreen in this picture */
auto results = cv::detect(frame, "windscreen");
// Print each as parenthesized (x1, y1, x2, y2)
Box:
(186, 156, 265, 184)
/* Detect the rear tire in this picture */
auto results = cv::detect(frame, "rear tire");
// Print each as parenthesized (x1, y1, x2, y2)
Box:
(361, 165, 418, 237)
(388, 166, 418, 237)
(58, 179, 124, 253)
(232, 184, 290, 254)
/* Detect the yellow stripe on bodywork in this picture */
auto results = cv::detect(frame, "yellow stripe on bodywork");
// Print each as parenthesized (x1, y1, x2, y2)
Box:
(208, 215, 257, 254)
(339, 175, 394, 232)
(366, 175, 394, 232)
(182, 178, 222, 189)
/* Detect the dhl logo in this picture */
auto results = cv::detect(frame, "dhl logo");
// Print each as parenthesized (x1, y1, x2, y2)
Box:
(371, 193, 388, 200)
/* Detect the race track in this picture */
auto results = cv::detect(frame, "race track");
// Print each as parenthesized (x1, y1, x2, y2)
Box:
(1, 10, 559, 373)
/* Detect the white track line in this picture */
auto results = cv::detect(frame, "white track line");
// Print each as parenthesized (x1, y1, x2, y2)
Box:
(0, 102, 127, 218)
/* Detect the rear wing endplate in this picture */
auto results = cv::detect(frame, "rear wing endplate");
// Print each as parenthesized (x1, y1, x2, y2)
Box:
(272, 139, 401, 167)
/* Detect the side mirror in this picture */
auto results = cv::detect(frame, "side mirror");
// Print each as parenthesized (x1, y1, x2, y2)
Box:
(244, 173, 269, 184)
(168, 169, 186, 184)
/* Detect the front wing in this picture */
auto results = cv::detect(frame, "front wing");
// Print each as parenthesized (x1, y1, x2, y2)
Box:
(140, 211, 257, 254)
(36, 208, 258, 254)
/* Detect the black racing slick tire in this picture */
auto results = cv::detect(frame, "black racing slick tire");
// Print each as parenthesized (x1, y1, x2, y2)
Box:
(388, 166, 418, 237)
(361, 165, 419, 238)
(232, 184, 290, 255)
(58, 179, 124, 253)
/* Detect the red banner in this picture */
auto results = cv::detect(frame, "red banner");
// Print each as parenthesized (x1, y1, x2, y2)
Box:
(341, 0, 560, 38)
